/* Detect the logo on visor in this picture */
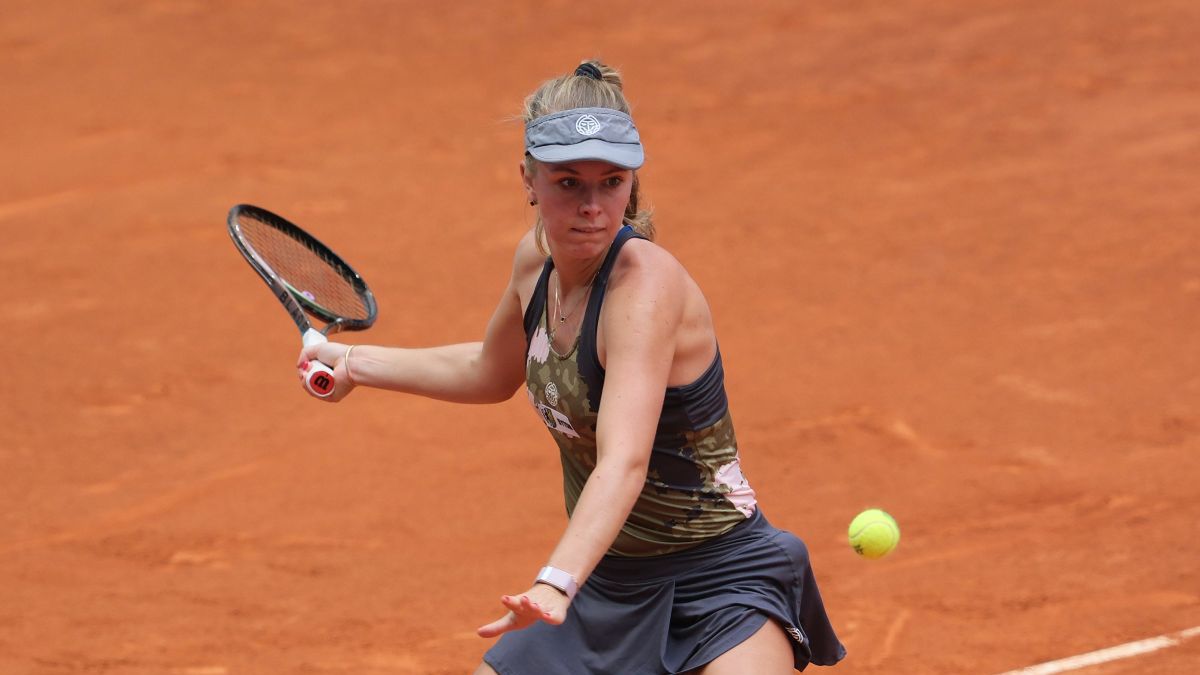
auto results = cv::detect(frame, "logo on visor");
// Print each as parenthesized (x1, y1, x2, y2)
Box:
(575, 114, 602, 136)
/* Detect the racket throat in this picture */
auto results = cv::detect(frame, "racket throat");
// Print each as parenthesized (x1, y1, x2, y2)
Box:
(302, 327, 328, 347)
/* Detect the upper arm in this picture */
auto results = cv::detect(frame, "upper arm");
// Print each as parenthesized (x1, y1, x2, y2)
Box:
(476, 230, 542, 400)
(593, 244, 686, 469)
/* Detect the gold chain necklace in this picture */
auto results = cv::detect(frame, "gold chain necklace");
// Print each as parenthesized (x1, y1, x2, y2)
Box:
(550, 241, 614, 339)
(554, 265, 600, 325)
(549, 241, 609, 331)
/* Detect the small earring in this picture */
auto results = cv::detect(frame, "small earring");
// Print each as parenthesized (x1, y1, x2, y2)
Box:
(529, 199, 538, 206)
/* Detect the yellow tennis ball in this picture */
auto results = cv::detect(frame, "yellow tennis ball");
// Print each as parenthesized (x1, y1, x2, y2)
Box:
(848, 508, 900, 559)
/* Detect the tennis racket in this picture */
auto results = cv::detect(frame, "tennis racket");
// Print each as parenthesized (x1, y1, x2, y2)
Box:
(227, 203, 378, 397)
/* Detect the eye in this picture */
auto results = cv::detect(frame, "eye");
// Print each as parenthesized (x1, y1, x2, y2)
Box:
(557, 177, 579, 189)
(604, 176, 624, 188)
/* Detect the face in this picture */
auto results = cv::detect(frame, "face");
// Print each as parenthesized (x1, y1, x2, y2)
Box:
(523, 160, 633, 260)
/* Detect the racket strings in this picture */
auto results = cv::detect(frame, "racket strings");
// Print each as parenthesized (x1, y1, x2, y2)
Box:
(238, 215, 371, 321)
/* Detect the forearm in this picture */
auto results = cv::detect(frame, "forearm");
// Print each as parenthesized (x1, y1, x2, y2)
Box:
(544, 457, 646, 586)
(347, 342, 517, 403)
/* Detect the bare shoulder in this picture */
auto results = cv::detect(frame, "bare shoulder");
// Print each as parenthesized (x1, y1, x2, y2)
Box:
(607, 237, 692, 306)
(604, 238, 692, 334)
(509, 227, 547, 311)
(512, 228, 545, 276)
(599, 237, 716, 381)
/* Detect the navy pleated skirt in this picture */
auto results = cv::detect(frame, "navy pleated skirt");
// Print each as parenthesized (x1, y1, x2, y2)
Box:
(484, 510, 845, 674)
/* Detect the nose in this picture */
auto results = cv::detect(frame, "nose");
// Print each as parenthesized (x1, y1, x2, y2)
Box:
(579, 188, 601, 219)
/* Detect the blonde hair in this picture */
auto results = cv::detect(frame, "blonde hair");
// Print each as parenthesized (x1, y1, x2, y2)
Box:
(522, 59, 655, 253)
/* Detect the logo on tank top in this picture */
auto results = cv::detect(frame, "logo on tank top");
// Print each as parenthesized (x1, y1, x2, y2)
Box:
(535, 401, 580, 439)
(575, 114, 602, 136)
(545, 382, 560, 407)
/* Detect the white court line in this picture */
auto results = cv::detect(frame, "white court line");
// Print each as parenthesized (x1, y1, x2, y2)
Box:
(996, 626, 1200, 674)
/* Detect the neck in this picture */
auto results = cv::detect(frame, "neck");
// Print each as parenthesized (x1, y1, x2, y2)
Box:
(552, 238, 615, 292)
(555, 258, 603, 292)
(550, 239, 612, 329)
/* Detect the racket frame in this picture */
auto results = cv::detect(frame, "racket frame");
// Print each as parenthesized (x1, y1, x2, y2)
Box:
(227, 203, 378, 397)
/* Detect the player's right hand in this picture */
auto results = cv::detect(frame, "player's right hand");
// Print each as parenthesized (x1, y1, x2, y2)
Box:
(297, 342, 356, 402)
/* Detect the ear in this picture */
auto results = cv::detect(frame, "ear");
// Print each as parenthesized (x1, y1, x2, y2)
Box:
(520, 162, 535, 203)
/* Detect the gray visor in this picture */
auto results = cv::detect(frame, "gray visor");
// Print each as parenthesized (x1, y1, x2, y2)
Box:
(525, 107, 645, 170)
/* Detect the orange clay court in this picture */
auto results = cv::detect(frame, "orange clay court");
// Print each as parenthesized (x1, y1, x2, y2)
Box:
(3, 1, 1198, 673)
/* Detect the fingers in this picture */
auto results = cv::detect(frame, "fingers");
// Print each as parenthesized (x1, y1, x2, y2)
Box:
(522, 584, 569, 625)
(296, 341, 338, 369)
(476, 611, 517, 638)
(476, 595, 553, 638)
(540, 608, 565, 626)
(296, 342, 354, 401)
(502, 594, 553, 621)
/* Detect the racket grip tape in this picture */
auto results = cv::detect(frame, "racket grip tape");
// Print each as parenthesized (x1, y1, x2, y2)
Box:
(301, 328, 336, 397)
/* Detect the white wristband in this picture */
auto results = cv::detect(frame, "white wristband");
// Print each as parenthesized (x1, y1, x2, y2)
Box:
(535, 566, 579, 601)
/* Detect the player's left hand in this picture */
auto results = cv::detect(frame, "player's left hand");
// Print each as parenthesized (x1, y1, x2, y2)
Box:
(476, 583, 569, 638)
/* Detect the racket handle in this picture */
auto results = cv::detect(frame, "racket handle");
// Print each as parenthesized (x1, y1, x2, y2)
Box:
(301, 328, 336, 397)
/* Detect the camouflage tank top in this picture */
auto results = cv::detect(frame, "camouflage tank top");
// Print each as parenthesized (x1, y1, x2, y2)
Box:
(523, 226, 757, 557)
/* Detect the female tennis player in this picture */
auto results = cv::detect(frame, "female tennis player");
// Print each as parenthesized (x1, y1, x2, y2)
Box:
(298, 60, 845, 674)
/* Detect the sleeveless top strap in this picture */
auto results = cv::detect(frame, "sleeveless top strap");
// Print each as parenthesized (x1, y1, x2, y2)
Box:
(577, 225, 644, 411)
